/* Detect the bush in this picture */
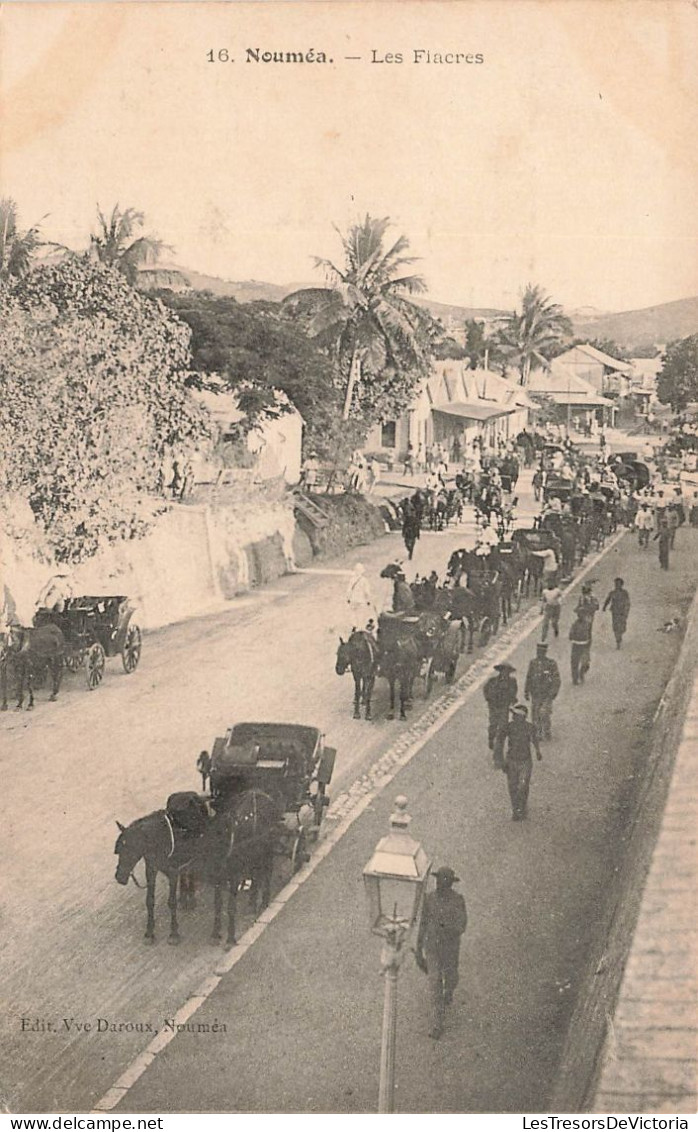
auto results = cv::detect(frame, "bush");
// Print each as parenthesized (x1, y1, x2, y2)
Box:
(297, 492, 386, 558)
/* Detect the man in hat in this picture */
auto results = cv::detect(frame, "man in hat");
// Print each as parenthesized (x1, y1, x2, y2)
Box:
(482, 662, 518, 768)
(603, 577, 631, 650)
(635, 502, 653, 548)
(569, 611, 593, 685)
(574, 583, 600, 631)
(500, 704, 542, 821)
(524, 642, 561, 742)
(415, 866, 468, 1039)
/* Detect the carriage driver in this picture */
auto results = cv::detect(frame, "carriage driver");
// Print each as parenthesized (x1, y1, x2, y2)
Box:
(35, 573, 72, 615)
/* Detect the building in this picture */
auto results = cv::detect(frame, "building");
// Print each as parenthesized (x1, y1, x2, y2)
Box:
(550, 343, 633, 398)
(365, 359, 536, 461)
(629, 356, 663, 411)
(191, 383, 304, 484)
(527, 367, 616, 430)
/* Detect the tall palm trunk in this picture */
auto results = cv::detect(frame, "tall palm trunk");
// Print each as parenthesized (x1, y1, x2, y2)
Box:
(342, 349, 362, 420)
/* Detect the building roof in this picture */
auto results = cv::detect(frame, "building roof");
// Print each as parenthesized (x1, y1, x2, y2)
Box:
(432, 402, 515, 422)
(555, 343, 633, 373)
(528, 368, 615, 407)
(427, 360, 536, 415)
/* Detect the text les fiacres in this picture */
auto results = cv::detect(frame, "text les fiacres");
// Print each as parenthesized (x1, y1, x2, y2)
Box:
(371, 49, 485, 64)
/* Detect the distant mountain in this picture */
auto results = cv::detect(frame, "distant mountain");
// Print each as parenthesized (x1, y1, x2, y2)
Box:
(156, 267, 698, 350)
(571, 297, 698, 351)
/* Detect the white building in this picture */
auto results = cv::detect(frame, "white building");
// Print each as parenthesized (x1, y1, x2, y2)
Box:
(191, 384, 304, 484)
(365, 359, 536, 461)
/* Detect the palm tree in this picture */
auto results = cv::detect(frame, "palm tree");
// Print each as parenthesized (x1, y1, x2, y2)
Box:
(0, 198, 44, 279)
(284, 215, 429, 419)
(90, 205, 185, 288)
(498, 284, 572, 385)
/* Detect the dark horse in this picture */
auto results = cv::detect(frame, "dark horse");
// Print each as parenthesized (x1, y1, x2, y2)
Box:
(336, 630, 380, 719)
(114, 792, 206, 944)
(1, 623, 65, 711)
(376, 614, 422, 721)
(208, 787, 280, 946)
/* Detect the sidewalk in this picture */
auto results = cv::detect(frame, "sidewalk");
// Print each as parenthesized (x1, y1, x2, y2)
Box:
(592, 675, 698, 1114)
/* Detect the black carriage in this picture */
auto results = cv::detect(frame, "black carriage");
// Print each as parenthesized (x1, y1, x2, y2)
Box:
(34, 595, 142, 689)
(543, 474, 575, 503)
(202, 722, 336, 871)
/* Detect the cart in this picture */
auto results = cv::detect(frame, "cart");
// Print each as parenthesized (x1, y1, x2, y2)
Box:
(34, 595, 142, 689)
(201, 722, 336, 872)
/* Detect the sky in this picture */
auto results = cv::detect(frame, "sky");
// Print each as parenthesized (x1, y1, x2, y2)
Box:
(2, 0, 697, 314)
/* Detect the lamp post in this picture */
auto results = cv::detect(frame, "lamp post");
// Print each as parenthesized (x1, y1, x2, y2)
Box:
(362, 796, 431, 1113)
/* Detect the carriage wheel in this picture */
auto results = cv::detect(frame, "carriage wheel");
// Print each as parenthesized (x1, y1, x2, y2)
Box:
(446, 657, 458, 684)
(65, 650, 85, 674)
(86, 642, 106, 690)
(121, 623, 142, 674)
(313, 788, 327, 830)
(479, 618, 492, 648)
(291, 829, 308, 873)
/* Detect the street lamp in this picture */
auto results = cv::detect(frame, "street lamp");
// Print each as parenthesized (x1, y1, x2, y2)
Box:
(363, 796, 432, 1113)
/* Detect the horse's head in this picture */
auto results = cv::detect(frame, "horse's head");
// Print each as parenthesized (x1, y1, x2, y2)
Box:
(114, 820, 140, 885)
(336, 637, 351, 675)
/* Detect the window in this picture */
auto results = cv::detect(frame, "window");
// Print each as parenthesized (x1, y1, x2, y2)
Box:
(381, 421, 397, 448)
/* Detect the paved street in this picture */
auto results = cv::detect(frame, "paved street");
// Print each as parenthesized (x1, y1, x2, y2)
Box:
(1, 460, 695, 1112)
(0, 476, 536, 1113)
(110, 524, 697, 1114)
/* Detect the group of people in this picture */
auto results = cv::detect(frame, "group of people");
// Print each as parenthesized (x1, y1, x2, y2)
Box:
(482, 577, 630, 823)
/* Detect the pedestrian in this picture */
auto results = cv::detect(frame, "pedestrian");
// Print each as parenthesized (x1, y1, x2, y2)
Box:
(403, 442, 415, 476)
(500, 704, 542, 821)
(653, 521, 671, 570)
(540, 579, 562, 641)
(524, 642, 561, 741)
(574, 583, 600, 634)
(569, 613, 592, 685)
(667, 505, 680, 549)
(635, 503, 653, 548)
(482, 663, 518, 767)
(532, 468, 544, 503)
(415, 866, 467, 1039)
(345, 563, 376, 630)
(603, 577, 631, 650)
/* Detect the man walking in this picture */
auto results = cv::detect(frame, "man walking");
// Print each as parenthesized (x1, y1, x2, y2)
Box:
(569, 612, 592, 685)
(524, 642, 561, 741)
(635, 503, 653, 548)
(654, 520, 671, 571)
(603, 577, 631, 649)
(575, 583, 600, 629)
(540, 579, 562, 641)
(415, 866, 468, 1039)
(482, 662, 518, 767)
(500, 704, 542, 821)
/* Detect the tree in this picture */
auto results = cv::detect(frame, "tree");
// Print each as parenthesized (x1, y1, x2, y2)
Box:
(0, 198, 44, 280)
(657, 335, 698, 412)
(158, 291, 348, 459)
(283, 215, 431, 421)
(464, 318, 507, 370)
(497, 284, 573, 385)
(0, 257, 209, 561)
(90, 204, 185, 289)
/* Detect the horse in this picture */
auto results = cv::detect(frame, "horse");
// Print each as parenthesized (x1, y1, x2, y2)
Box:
(208, 787, 280, 947)
(336, 630, 380, 719)
(114, 792, 207, 944)
(0, 623, 65, 711)
(376, 614, 421, 721)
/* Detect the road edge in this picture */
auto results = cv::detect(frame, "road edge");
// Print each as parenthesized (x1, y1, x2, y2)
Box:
(549, 583, 698, 1112)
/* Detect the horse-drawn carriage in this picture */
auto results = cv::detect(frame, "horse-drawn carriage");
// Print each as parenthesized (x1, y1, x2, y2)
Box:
(200, 722, 336, 872)
(35, 595, 142, 688)
(2, 593, 141, 710)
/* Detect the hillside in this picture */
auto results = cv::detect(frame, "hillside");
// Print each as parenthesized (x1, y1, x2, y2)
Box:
(572, 297, 698, 350)
(154, 266, 698, 350)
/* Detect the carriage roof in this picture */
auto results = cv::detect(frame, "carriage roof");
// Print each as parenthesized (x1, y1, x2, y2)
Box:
(210, 722, 323, 776)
